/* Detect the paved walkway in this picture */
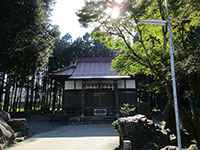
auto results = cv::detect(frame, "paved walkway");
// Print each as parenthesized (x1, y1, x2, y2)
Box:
(6, 124, 119, 150)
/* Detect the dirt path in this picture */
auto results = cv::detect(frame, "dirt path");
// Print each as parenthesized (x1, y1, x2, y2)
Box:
(6, 124, 119, 150)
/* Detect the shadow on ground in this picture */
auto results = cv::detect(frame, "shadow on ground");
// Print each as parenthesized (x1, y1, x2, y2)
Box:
(6, 115, 119, 150)
(32, 124, 117, 138)
(26, 115, 117, 138)
(27, 115, 67, 136)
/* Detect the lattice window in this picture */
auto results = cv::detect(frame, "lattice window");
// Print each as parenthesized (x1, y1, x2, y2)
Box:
(85, 80, 114, 89)
(126, 80, 136, 89)
(118, 80, 125, 88)
(65, 81, 74, 90)
(75, 80, 82, 89)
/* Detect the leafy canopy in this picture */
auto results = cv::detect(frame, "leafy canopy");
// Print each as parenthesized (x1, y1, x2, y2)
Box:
(0, 0, 57, 77)
(77, 0, 200, 93)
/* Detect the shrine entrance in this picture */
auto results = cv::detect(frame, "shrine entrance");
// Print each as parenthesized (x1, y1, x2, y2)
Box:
(85, 91, 115, 108)
(53, 57, 136, 117)
(63, 78, 136, 117)
(84, 90, 115, 116)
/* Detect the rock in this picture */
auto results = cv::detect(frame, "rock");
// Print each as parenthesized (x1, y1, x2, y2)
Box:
(0, 111, 15, 148)
(7, 118, 28, 137)
(115, 114, 169, 149)
(0, 111, 29, 148)
(118, 114, 153, 124)
(0, 119, 15, 146)
(187, 144, 198, 150)
(160, 145, 178, 150)
(0, 111, 11, 122)
(160, 144, 199, 150)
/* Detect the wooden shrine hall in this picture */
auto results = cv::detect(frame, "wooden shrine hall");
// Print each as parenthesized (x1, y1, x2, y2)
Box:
(52, 57, 137, 117)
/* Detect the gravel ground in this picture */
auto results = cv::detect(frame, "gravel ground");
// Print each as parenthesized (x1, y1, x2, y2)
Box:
(6, 123, 119, 150)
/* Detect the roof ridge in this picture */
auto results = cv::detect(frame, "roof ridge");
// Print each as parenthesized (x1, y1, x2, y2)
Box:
(78, 57, 113, 63)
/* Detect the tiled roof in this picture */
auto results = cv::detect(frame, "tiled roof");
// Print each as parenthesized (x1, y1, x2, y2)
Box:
(53, 66, 75, 76)
(53, 57, 130, 79)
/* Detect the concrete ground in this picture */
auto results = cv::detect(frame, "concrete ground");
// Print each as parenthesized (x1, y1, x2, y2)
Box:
(6, 124, 119, 150)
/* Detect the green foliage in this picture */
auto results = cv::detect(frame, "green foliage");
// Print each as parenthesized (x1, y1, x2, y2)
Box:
(112, 120, 119, 130)
(0, 0, 57, 77)
(49, 33, 114, 71)
(77, 0, 200, 143)
(120, 103, 136, 117)
(77, 0, 200, 96)
(77, 0, 169, 93)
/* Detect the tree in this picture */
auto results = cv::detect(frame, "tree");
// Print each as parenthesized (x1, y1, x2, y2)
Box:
(77, 0, 200, 143)
(0, 0, 57, 76)
(0, 0, 58, 112)
(77, 0, 170, 92)
(49, 32, 114, 71)
(48, 33, 73, 71)
(77, 0, 200, 102)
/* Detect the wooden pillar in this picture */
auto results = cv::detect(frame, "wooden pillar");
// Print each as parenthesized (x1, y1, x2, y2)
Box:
(81, 80, 85, 117)
(114, 80, 119, 117)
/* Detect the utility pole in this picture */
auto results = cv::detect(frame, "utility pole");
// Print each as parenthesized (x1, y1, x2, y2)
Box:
(168, 17, 182, 150)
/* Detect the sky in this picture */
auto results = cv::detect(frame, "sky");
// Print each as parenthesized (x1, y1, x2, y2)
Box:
(50, 0, 91, 39)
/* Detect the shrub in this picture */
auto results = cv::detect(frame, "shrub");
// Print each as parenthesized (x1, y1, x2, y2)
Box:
(120, 103, 136, 117)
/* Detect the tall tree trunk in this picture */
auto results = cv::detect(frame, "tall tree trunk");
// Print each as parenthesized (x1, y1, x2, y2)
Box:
(45, 78, 50, 112)
(41, 76, 47, 112)
(24, 79, 30, 112)
(9, 81, 15, 112)
(48, 79, 53, 112)
(62, 83, 65, 111)
(16, 85, 23, 112)
(58, 86, 62, 111)
(163, 81, 172, 115)
(12, 82, 18, 112)
(3, 75, 11, 112)
(29, 75, 35, 112)
(0, 72, 5, 108)
(190, 74, 200, 143)
(52, 80, 57, 113)
(34, 75, 39, 111)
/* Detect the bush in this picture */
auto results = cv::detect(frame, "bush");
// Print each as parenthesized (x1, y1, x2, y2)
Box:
(120, 103, 136, 117)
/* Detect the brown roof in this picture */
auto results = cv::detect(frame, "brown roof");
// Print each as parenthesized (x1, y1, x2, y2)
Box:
(53, 57, 130, 79)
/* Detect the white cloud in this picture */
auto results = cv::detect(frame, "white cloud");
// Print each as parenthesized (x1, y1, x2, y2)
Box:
(50, 0, 92, 39)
